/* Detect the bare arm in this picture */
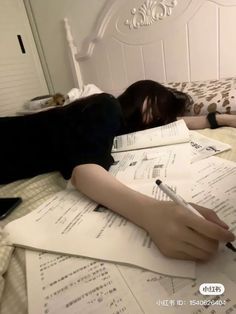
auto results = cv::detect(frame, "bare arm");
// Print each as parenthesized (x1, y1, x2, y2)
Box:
(71, 163, 235, 261)
(179, 114, 236, 130)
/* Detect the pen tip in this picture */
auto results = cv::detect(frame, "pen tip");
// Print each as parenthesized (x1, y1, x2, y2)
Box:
(156, 179, 162, 185)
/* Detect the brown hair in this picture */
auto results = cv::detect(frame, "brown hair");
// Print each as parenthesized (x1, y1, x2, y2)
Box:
(118, 80, 191, 133)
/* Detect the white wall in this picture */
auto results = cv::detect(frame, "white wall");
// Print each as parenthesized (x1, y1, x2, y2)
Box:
(29, 0, 106, 94)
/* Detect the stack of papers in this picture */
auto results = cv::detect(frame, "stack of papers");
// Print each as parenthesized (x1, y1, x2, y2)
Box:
(3, 119, 235, 314)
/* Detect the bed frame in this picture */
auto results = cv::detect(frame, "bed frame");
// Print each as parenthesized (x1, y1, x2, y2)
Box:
(64, 0, 236, 96)
(2, 2, 236, 314)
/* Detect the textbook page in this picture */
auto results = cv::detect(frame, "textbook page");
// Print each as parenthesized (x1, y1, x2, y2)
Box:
(5, 188, 194, 278)
(112, 119, 190, 152)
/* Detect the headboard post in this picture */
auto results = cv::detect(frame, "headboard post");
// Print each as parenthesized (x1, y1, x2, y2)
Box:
(64, 17, 84, 89)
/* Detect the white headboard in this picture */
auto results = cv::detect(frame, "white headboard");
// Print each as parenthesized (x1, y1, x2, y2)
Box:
(64, 0, 236, 96)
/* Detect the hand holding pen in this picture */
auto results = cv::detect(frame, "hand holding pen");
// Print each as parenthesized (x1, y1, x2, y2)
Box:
(156, 179, 236, 253)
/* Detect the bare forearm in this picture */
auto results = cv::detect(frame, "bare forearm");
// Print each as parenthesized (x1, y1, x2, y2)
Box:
(179, 114, 236, 129)
(71, 163, 155, 228)
(179, 116, 210, 129)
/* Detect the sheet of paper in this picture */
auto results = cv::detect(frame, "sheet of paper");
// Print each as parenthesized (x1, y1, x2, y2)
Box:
(138, 132, 232, 164)
(170, 272, 236, 314)
(111, 143, 191, 184)
(26, 251, 144, 314)
(189, 131, 231, 162)
(5, 189, 195, 278)
(116, 264, 193, 314)
(191, 156, 236, 286)
(27, 249, 235, 314)
(208, 245, 236, 283)
(191, 156, 236, 232)
(197, 127, 236, 162)
(25, 250, 192, 314)
(112, 119, 190, 152)
(111, 143, 193, 202)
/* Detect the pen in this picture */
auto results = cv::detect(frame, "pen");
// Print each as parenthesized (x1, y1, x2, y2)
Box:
(155, 179, 236, 252)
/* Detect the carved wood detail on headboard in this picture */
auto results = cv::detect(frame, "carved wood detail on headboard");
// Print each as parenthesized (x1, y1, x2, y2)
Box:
(125, 0, 178, 29)
(65, 0, 236, 94)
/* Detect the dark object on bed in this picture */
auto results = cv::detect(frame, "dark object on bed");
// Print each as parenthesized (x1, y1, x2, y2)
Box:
(0, 197, 22, 219)
(207, 111, 221, 129)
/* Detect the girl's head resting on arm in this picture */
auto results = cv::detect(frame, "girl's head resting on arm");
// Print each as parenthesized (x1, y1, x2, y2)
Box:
(117, 80, 192, 133)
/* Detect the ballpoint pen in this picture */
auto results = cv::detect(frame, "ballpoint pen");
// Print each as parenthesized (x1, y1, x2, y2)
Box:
(156, 179, 236, 252)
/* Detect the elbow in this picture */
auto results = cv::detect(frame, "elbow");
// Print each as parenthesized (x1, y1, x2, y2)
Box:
(71, 164, 89, 188)
(71, 163, 106, 189)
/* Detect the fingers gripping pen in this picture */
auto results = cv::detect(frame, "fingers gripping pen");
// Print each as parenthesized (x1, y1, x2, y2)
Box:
(156, 179, 236, 252)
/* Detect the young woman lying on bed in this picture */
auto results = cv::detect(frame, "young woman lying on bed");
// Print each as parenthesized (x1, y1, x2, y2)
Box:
(1, 80, 235, 261)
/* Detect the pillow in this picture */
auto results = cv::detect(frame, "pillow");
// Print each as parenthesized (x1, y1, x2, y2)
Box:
(165, 77, 236, 116)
